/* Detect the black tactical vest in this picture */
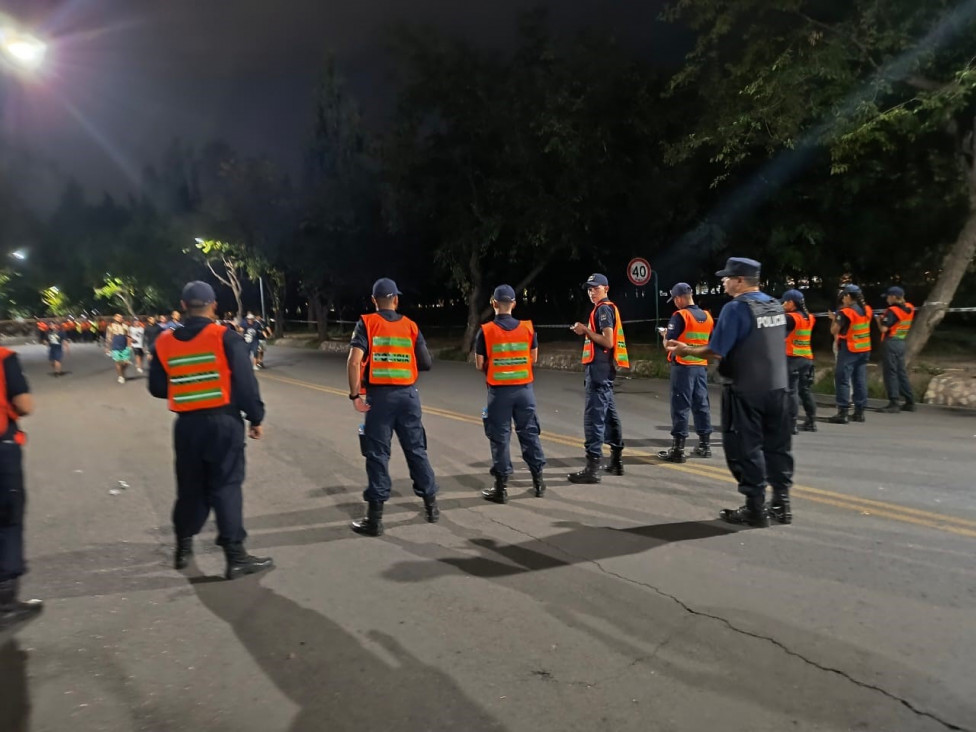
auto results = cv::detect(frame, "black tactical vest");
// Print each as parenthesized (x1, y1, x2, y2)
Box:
(718, 295, 789, 392)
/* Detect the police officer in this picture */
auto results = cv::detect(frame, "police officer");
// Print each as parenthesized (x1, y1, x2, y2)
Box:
(475, 284, 547, 502)
(47, 319, 69, 376)
(658, 282, 713, 463)
(828, 284, 873, 424)
(346, 278, 440, 535)
(667, 257, 793, 527)
(781, 289, 817, 432)
(0, 345, 43, 633)
(149, 282, 273, 580)
(241, 313, 261, 370)
(875, 286, 916, 413)
(568, 273, 629, 483)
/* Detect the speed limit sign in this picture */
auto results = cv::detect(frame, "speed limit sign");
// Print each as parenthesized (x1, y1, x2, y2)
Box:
(626, 257, 652, 287)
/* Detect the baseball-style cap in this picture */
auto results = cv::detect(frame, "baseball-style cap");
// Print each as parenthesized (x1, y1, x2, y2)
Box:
(371, 277, 402, 298)
(491, 284, 516, 302)
(667, 282, 693, 302)
(841, 284, 862, 295)
(715, 257, 761, 278)
(181, 281, 216, 306)
(780, 289, 805, 304)
(246, 312, 255, 319)
(583, 273, 609, 289)
(886, 286, 905, 298)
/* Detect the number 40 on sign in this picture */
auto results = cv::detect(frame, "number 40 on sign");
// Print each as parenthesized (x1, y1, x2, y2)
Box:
(626, 257, 652, 287)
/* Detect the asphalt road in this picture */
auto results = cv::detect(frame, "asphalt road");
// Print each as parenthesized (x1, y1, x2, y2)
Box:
(3, 341, 974, 732)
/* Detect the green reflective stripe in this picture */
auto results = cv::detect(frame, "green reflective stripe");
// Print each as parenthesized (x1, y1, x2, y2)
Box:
(680, 356, 707, 364)
(494, 357, 528, 366)
(168, 353, 217, 367)
(373, 353, 413, 363)
(173, 389, 224, 403)
(371, 368, 413, 379)
(372, 336, 412, 347)
(494, 370, 529, 380)
(491, 342, 527, 353)
(796, 329, 812, 337)
(170, 371, 220, 385)
(851, 324, 869, 333)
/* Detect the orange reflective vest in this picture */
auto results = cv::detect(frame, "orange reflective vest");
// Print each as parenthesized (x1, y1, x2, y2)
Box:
(839, 305, 873, 353)
(37, 322, 49, 333)
(0, 347, 25, 443)
(154, 323, 232, 412)
(785, 312, 815, 359)
(667, 308, 714, 366)
(883, 303, 914, 341)
(362, 313, 419, 387)
(581, 300, 629, 368)
(482, 321, 534, 386)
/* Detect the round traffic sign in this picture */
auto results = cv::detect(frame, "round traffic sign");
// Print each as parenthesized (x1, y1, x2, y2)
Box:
(626, 257, 652, 287)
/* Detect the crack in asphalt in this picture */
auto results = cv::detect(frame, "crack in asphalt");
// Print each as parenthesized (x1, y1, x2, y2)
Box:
(469, 509, 971, 732)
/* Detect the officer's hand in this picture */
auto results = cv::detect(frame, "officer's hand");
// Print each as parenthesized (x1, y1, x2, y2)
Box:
(570, 322, 586, 336)
(249, 425, 263, 440)
(665, 339, 685, 355)
(352, 396, 370, 413)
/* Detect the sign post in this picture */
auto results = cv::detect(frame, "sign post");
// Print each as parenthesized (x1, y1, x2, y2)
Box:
(626, 257, 658, 345)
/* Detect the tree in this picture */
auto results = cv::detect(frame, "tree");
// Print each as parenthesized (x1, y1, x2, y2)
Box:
(665, 0, 976, 362)
(190, 238, 248, 319)
(39, 285, 69, 316)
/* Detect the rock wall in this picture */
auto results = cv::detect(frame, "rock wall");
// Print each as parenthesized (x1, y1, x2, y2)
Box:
(924, 373, 976, 408)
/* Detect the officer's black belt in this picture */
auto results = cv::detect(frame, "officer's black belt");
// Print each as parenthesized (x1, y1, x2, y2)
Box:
(176, 406, 242, 418)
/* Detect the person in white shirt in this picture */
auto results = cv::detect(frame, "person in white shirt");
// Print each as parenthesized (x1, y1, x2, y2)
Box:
(129, 319, 146, 374)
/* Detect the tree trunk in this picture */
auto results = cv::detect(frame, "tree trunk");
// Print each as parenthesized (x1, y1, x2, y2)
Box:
(312, 292, 330, 342)
(460, 247, 484, 354)
(905, 144, 976, 365)
(474, 258, 551, 323)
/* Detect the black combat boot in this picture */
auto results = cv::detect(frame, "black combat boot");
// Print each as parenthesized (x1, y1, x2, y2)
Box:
(657, 437, 686, 463)
(351, 501, 384, 536)
(223, 543, 274, 580)
(567, 456, 602, 484)
(800, 416, 817, 432)
(174, 536, 193, 570)
(0, 579, 43, 634)
(531, 470, 547, 498)
(768, 492, 793, 525)
(482, 474, 508, 504)
(423, 495, 440, 523)
(602, 447, 624, 476)
(877, 401, 901, 413)
(692, 436, 711, 458)
(900, 401, 916, 412)
(719, 497, 770, 528)
(827, 408, 849, 424)
(851, 407, 866, 423)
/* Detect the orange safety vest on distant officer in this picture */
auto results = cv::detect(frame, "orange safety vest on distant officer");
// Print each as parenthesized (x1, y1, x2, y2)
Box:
(0, 347, 25, 443)
(37, 321, 49, 333)
(154, 323, 232, 412)
(482, 321, 534, 386)
(785, 312, 815, 359)
(839, 305, 873, 353)
(362, 313, 419, 387)
(581, 301, 629, 368)
(883, 303, 914, 341)
(668, 308, 714, 366)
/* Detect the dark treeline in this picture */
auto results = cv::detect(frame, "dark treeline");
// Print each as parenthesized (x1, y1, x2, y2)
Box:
(2, 4, 975, 359)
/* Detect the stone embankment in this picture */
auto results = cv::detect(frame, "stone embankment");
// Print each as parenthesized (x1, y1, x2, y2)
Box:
(924, 372, 976, 408)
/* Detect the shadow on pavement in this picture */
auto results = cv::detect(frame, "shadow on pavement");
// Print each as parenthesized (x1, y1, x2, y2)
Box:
(383, 519, 736, 581)
(0, 640, 29, 732)
(188, 571, 505, 732)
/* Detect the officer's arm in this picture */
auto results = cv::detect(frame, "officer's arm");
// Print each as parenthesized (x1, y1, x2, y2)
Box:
(586, 326, 614, 349)
(4, 356, 32, 415)
(474, 329, 487, 371)
(415, 331, 433, 371)
(11, 394, 33, 416)
(224, 331, 265, 425)
(530, 347, 539, 364)
(348, 346, 365, 396)
(148, 347, 169, 399)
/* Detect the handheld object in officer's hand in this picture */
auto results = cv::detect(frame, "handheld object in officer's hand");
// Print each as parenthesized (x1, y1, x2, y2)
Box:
(657, 327, 667, 334)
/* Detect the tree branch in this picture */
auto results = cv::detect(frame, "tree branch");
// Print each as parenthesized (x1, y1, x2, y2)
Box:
(797, 13, 880, 70)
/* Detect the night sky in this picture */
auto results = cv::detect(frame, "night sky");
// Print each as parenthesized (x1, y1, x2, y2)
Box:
(3, 0, 675, 208)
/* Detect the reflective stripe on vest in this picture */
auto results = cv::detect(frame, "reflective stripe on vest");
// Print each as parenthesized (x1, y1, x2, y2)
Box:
(363, 313, 419, 386)
(154, 324, 233, 412)
(839, 305, 873, 353)
(785, 312, 815, 359)
(885, 303, 914, 341)
(482, 321, 534, 386)
(670, 307, 714, 366)
(581, 301, 629, 368)
(0, 347, 21, 436)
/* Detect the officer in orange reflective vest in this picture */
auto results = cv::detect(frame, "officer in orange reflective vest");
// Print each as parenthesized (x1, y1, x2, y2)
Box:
(781, 289, 817, 433)
(474, 284, 546, 503)
(0, 346, 43, 634)
(346, 278, 439, 536)
(828, 284, 873, 424)
(875, 286, 916, 413)
(150, 281, 273, 580)
(568, 273, 629, 483)
(659, 282, 714, 463)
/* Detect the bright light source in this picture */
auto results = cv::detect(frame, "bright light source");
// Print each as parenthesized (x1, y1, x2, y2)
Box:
(10, 249, 27, 260)
(1, 28, 47, 71)
(194, 237, 205, 243)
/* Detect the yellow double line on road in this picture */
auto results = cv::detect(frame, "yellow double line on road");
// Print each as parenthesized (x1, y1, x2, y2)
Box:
(263, 373, 976, 539)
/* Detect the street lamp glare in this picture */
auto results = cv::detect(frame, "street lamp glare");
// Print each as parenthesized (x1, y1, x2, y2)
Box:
(1, 30, 46, 71)
(10, 249, 27, 261)
(194, 237, 205, 244)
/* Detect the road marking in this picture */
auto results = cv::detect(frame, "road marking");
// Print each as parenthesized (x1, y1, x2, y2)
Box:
(261, 372, 976, 539)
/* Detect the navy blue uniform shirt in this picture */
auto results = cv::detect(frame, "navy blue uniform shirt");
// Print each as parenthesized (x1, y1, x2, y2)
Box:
(148, 317, 265, 425)
(586, 299, 617, 383)
(350, 310, 432, 388)
(2, 353, 29, 440)
(709, 292, 779, 358)
(474, 314, 539, 357)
